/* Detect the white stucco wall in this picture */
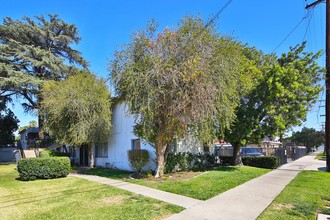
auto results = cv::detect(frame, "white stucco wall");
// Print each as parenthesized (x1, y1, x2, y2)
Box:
(94, 103, 156, 171)
(176, 133, 203, 154)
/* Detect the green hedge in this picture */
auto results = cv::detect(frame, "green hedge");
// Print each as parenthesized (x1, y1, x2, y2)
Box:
(17, 157, 71, 181)
(39, 150, 70, 157)
(128, 149, 149, 174)
(242, 156, 279, 169)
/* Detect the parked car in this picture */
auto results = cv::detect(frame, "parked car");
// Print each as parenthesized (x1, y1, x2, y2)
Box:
(214, 144, 233, 157)
(241, 147, 264, 157)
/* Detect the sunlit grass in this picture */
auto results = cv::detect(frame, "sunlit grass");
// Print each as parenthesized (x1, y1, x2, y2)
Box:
(0, 164, 182, 220)
(258, 171, 330, 220)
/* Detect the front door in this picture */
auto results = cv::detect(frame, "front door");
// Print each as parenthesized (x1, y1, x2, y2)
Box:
(79, 145, 89, 166)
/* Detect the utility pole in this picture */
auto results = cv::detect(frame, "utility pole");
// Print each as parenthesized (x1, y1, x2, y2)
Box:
(306, 0, 330, 172)
(326, 0, 330, 172)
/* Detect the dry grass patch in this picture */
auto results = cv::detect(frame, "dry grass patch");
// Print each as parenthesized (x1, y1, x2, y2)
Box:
(100, 195, 128, 205)
(273, 203, 294, 210)
(133, 171, 205, 181)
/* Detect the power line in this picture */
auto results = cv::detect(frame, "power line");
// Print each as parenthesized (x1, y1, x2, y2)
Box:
(203, 0, 233, 30)
(272, 16, 307, 53)
(193, 0, 233, 42)
(303, 9, 314, 41)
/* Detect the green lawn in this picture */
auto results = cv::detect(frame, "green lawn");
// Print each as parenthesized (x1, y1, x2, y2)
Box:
(82, 166, 270, 200)
(0, 164, 182, 220)
(315, 152, 326, 161)
(258, 171, 330, 220)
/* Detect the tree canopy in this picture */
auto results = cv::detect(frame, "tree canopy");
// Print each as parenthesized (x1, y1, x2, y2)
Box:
(110, 17, 243, 177)
(225, 43, 324, 164)
(288, 127, 325, 152)
(41, 72, 112, 167)
(0, 14, 87, 115)
(0, 97, 19, 146)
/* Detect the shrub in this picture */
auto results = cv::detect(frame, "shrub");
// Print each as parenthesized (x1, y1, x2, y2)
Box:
(176, 152, 188, 171)
(165, 152, 192, 173)
(219, 156, 232, 165)
(242, 156, 280, 169)
(165, 152, 218, 173)
(127, 149, 149, 174)
(39, 150, 51, 157)
(17, 157, 71, 181)
(193, 153, 217, 171)
(186, 152, 196, 169)
(165, 153, 178, 173)
(39, 150, 70, 157)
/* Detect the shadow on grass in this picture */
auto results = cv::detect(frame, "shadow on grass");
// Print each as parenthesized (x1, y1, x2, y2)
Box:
(80, 168, 132, 179)
(81, 166, 241, 180)
(210, 166, 239, 172)
(318, 167, 327, 172)
(15, 175, 68, 182)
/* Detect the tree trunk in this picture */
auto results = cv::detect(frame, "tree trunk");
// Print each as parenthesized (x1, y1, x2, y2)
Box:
(155, 138, 166, 178)
(87, 144, 95, 168)
(231, 143, 243, 165)
(37, 89, 45, 140)
(38, 115, 44, 140)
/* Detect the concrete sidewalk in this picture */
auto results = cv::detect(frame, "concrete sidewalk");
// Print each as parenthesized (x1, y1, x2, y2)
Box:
(166, 151, 326, 220)
(70, 173, 202, 208)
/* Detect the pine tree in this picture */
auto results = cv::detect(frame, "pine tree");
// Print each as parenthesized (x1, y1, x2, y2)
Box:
(0, 14, 88, 135)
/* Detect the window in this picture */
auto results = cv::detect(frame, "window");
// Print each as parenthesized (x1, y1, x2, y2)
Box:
(95, 142, 108, 158)
(131, 139, 141, 150)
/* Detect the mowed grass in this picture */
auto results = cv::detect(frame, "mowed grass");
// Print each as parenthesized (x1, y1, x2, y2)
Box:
(0, 164, 182, 220)
(258, 171, 330, 220)
(82, 166, 270, 200)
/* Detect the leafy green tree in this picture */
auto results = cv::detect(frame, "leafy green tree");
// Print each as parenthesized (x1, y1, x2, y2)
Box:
(28, 120, 37, 128)
(17, 120, 37, 134)
(18, 125, 29, 134)
(0, 14, 88, 134)
(110, 17, 242, 177)
(225, 43, 324, 165)
(40, 72, 112, 168)
(289, 127, 325, 152)
(0, 97, 19, 146)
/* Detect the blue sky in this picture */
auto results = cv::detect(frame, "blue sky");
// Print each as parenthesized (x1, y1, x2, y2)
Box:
(1, 0, 326, 135)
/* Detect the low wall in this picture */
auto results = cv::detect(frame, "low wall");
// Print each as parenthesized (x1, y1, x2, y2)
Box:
(0, 148, 17, 162)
